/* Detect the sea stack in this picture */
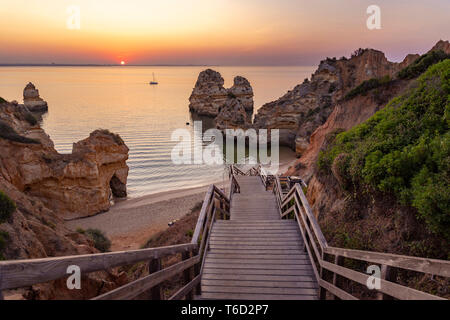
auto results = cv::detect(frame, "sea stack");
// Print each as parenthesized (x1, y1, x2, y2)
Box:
(23, 82, 48, 112)
(189, 69, 254, 117)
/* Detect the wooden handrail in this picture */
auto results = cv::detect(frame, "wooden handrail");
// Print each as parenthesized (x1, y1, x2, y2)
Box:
(0, 173, 241, 300)
(274, 180, 450, 300)
(0, 243, 195, 291)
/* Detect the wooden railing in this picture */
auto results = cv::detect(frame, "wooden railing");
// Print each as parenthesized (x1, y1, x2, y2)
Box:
(273, 177, 450, 300)
(0, 175, 241, 300)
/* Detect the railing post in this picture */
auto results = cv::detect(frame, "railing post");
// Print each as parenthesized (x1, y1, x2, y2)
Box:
(332, 255, 344, 300)
(377, 265, 397, 300)
(149, 258, 162, 300)
(182, 250, 194, 300)
(319, 251, 327, 300)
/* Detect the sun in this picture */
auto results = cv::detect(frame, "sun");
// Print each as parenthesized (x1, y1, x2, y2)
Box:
(120, 61, 125, 65)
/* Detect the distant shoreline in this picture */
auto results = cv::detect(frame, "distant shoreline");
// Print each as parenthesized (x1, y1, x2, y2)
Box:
(0, 64, 210, 67)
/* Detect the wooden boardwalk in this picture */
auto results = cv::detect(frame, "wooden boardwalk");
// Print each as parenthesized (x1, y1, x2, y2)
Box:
(199, 176, 318, 300)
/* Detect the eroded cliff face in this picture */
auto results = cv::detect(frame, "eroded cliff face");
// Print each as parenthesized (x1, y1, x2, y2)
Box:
(189, 69, 254, 117)
(0, 101, 129, 221)
(284, 40, 450, 261)
(254, 48, 418, 154)
(215, 98, 252, 130)
(0, 99, 129, 299)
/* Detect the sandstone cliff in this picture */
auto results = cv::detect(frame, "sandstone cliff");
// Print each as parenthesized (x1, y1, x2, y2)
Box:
(215, 97, 252, 130)
(254, 48, 419, 154)
(0, 99, 129, 221)
(0, 99, 130, 299)
(284, 41, 450, 261)
(189, 69, 253, 117)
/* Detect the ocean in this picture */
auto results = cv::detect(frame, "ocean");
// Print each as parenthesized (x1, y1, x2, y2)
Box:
(0, 66, 315, 197)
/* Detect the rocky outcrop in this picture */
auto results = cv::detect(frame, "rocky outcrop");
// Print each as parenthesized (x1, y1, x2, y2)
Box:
(23, 82, 48, 112)
(430, 39, 450, 54)
(0, 101, 129, 299)
(228, 76, 254, 113)
(254, 48, 420, 155)
(215, 98, 252, 130)
(0, 102, 129, 220)
(189, 69, 253, 117)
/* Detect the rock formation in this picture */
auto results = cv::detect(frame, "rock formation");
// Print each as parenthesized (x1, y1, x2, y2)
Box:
(215, 98, 252, 130)
(23, 82, 48, 112)
(189, 69, 253, 117)
(253, 48, 419, 155)
(0, 100, 129, 299)
(0, 102, 129, 220)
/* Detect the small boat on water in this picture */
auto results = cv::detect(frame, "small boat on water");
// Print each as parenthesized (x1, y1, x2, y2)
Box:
(149, 73, 158, 85)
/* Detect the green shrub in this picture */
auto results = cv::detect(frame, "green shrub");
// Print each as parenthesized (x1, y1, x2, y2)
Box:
(0, 97, 7, 104)
(319, 59, 450, 239)
(397, 50, 450, 79)
(344, 75, 392, 101)
(0, 121, 40, 144)
(76, 227, 85, 234)
(185, 229, 193, 238)
(0, 191, 16, 223)
(85, 228, 111, 252)
(0, 230, 10, 260)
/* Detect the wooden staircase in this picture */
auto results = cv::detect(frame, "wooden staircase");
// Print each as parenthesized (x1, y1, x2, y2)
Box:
(199, 176, 318, 300)
(1, 165, 448, 300)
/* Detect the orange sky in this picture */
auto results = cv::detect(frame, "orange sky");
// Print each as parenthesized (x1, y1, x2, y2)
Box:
(0, 0, 449, 65)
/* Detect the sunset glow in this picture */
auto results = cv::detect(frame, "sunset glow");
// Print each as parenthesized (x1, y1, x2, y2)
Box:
(0, 0, 449, 65)
(121, 61, 126, 65)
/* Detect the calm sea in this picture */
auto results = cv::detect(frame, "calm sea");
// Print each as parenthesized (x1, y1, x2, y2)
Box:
(0, 66, 315, 197)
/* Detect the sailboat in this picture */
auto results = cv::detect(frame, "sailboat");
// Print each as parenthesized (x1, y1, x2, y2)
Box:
(149, 73, 158, 85)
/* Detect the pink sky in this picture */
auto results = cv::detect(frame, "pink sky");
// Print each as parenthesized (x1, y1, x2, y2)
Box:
(0, 0, 449, 65)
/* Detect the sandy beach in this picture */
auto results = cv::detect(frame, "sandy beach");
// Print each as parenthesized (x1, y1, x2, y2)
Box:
(66, 181, 227, 251)
(65, 161, 295, 251)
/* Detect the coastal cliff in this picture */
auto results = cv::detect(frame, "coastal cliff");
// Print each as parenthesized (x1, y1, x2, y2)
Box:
(0, 97, 130, 298)
(0, 101, 129, 220)
(285, 41, 450, 260)
(254, 48, 419, 153)
(189, 69, 253, 117)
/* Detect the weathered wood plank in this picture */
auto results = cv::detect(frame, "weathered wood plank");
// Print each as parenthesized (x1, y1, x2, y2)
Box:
(318, 279, 358, 300)
(324, 247, 450, 278)
(208, 249, 306, 255)
(203, 263, 313, 270)
(169, 275, 201, 301)
(199, 292, 317, 300)
(92, 256, 200, 300)
(321, 260, 445, 300)
(203, 267, 314, 276)
(206, 253, 309, 260)
(191, 185, 214, 245)
(202, 279, 318, 289)
(202, 273, 316, 282)
(205, 258, 311, 265)
(201, 285, 317, 296)
(0, 243, 196, 291)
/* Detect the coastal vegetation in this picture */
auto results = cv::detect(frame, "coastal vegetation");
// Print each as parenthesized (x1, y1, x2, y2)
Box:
(397, 50, 450, 79)
(318, 59, 450, 239)
(77, 228, 111, 252)
(0, 97, 6, 104)
(344, 75, 392, 100)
